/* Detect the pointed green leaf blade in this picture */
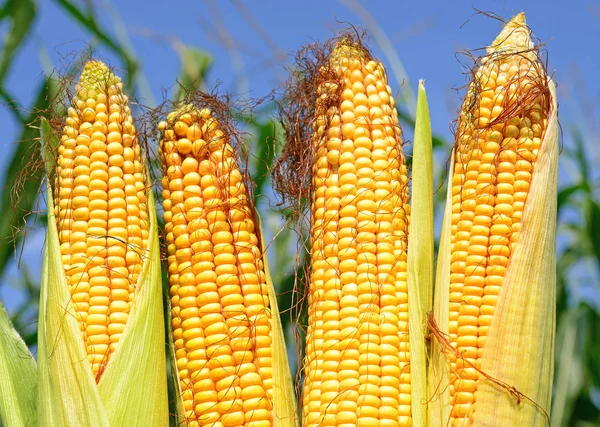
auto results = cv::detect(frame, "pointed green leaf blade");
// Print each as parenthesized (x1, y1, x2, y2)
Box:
(0, 0, 36, 85)
(174, 45, 213, 102)
(0, 78, 56, 278)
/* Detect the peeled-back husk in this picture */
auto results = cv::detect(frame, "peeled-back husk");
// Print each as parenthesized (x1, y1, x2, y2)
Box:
(37, 118, 168, 426)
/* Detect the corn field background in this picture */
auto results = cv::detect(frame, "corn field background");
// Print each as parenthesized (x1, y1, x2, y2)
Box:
(0, 1, 598, 426)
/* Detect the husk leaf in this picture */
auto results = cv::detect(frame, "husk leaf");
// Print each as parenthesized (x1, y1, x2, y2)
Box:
(37, 118, 168, 426)
(0, 300, 37, 427)
(473, 78, 558, 427)
(406, 80, 434, 427)
(427, 152, 454, 426)
(257, 210, 299, 427)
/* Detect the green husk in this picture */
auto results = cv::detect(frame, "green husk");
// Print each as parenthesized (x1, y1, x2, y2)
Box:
(406, 80, 434, 427)
(427, 152, 454, 427)
(37, 117, 168, 426)
(0, 300, 37, 427)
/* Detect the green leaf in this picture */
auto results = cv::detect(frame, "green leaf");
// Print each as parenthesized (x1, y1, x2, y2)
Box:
(52, 0, 138, 89)
(0, 299, 36, 427)
(174, 45, 213, 102)
(406, 81, 433, 427)
(587, 201, 600, 266)
(585, 309, 600, 390)
(570, 126, 589, 182)
(558, 183, 587, 214)
(251, 117, 282, 199)
(410, 80, 434, 316)
(551, 307, 588, 427)
(0, 78, 56, 279)
(0, 0, 36, 85)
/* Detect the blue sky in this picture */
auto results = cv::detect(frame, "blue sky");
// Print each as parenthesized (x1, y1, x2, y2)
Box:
(1, 0, 599, 312)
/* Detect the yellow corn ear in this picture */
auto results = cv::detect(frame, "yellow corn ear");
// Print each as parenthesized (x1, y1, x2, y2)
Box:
(302, 39, 413, 427)
(429, 13, 557, 427)
(38, 64, 167, 426)
(54, 60, 149, 381)
(160, 105, 296, 427)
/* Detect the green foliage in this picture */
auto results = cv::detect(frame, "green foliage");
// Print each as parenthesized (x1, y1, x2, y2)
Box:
(174, 46, 213, 102)
(0, 0, 35, 86)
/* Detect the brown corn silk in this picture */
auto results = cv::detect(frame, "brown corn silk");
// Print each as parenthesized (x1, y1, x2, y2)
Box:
(300, 38, 412, 426)
(159, 105, 274, 427)
(54, 61, 149, 381)
(448, 13, 551, 425)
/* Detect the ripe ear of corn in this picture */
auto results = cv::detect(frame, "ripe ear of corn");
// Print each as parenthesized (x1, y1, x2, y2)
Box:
(37, 61, 167, 426)
(428, 13, 558, 427)
(287, 37, 430, 427)
(159, 104, 297, 427)
(54, 60, 148, 380)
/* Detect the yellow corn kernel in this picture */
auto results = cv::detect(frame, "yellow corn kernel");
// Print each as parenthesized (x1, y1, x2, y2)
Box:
(303, 38, 411, 427)
(160, 105, 274, 427)
(448, 13, 550, 425)
(54, 60, 149, 381)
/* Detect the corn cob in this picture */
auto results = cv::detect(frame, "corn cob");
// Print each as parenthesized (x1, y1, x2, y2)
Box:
(54, 60, 149, 381)
(447, 13, 551, 425)
(303, 39, 411, 427)
(159, 105, 274, 427)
